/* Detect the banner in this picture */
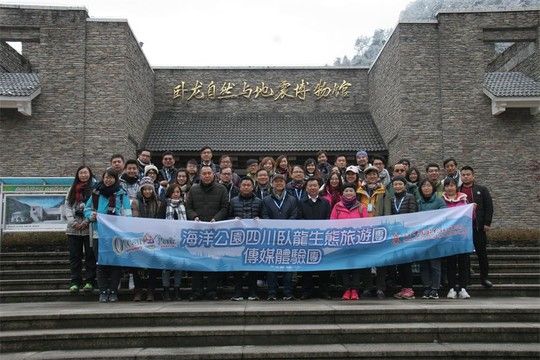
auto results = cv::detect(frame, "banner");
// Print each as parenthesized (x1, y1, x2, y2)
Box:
(96, 204, 474, 272)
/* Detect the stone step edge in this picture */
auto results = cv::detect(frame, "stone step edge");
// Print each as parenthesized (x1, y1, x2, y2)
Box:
(2, 322, 539, 339)
(1, 343, 539, 360)
(2, 305, 538, 322)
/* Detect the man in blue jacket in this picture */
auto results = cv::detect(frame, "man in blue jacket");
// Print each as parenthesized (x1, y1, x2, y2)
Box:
(262, 173, 299, 300)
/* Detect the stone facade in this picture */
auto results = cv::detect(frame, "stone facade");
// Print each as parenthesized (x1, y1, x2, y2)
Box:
(0, 5, 154, 176)
(0, 5, 538, 228)
(0, 42, 31, 73)
(370, 10, 539, 228)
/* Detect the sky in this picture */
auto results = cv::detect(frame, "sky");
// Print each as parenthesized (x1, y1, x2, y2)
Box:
(5, 0, 414, 67)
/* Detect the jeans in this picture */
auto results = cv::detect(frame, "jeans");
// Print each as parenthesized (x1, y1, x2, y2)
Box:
(266, 272, 293, 297)
(93, 238, 122, 293)
(420, 259, 441, 290)
(67, 234, 96, 286)
(397, 262, 413, 288)
(162, 270, 182, 288)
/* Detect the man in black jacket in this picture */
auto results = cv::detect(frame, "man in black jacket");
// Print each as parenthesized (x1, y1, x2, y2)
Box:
(460, 166, 494, 288)
(186, 165, 229, 300)
(157, 151, 177, 188)
(262, 173, 299, 300)
(299, 178, 332, 299)
(229, 177, 263, 301)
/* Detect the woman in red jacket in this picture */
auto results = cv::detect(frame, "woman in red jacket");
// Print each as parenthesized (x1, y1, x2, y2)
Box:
(330, 183, 368, 300)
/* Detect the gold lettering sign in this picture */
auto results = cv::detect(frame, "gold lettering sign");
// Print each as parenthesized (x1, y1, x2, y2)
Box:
(172, 80, 352, 101)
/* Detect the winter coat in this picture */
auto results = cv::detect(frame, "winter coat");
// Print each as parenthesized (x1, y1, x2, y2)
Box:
(229, 193, 263, 219)
(84, 187, 132, 239)
(357, 183, 386, 217)
(299, 197, 331, 220)
(330, 201, 368, 219)
(379, 168, 391, 187)
(185, 181, 229, 221)
(158, 167, 178, 184)
(254, 184, 271, 200)
(286, 182, 308, 202)
(460, 183, 494, 230)
(65, 200, 90, 236)
(442, 192, 468, 208)
(320, 184, 341, 209)
(386, 181, 421, 202)
(418, 194, 447, 212)
(384, 192, 418, 215)
(262, 191, 299, 220)
(221, 182, 240, 202)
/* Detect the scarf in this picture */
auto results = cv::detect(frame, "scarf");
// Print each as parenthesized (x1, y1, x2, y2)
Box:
(276, 167, 288, 176)
(341, 195, 358, 210)
(324, 185, 341, 206)
(290, 180, 304, 190)
(94, 182, 119, 214)
(120, 173, 139, 185)
(165, 199, 186, 220)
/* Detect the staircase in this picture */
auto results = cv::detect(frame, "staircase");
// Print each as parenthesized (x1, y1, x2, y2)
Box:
(0, 244, 539, 359)
(1, 246, 539, 302)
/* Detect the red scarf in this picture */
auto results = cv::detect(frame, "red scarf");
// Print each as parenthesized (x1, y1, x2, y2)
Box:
(74, 181, 89, 203)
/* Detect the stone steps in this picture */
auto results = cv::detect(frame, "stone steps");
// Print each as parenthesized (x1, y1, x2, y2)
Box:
(0, 299, 538, 356)
(3, 343, 539, 359)
(2, 322, 539, 353)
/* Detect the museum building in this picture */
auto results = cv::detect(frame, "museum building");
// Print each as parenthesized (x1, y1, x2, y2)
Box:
(0, 4, 538, 228)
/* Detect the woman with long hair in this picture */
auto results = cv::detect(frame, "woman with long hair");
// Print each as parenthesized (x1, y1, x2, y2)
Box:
(65, 165, 96, 293)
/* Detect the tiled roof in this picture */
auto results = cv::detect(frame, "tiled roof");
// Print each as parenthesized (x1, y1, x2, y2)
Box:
(0, 73, 40, 96)
(144, 112, 387, 153)
(484, 72, 540, 97)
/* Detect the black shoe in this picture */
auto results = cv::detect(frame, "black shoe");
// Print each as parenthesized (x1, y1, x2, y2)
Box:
(481, 279, 493, 288)
(300, 293, 311, 300)
(320, 292, 332, 300)
(163, 289, 171, 301)
(206, 292, 218, 301)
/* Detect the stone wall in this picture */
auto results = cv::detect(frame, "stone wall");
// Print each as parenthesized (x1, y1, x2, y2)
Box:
(436, 10, 539, 228)
(0, 6, 89, 176)
(153, 67, 369, 113)
(0, 6, 154, 176)
(0, 41, 31, 73)
(368, 27, 402, 163)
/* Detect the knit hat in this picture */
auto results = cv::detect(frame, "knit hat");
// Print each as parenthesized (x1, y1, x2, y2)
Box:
(356, 150, 368, 158)
(139, 176, 155, 189)
(144, 164, 158, 176)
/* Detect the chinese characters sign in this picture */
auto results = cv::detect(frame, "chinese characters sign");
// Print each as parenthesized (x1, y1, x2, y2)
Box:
(172, 80, 352, 101)
(96, 205, 473, 272)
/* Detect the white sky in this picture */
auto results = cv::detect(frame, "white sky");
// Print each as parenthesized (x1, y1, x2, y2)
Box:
(5, 0, 414, 66)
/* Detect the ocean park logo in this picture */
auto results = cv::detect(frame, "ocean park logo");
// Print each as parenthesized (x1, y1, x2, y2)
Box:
(112, 233, 177, 255)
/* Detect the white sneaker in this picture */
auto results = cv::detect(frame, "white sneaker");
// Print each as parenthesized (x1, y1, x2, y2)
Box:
(458, 288, 471, 299)
(447, 288, 457, 299)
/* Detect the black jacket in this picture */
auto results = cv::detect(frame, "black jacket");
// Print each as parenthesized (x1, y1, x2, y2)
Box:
(158, 166, 177, 184)
(384, 192, 418, 215)
(262, 191, 299, 219)
(229, 193, 263, 219)
(254, 185, 271, 200)
(221, 182, 240, 202)
(186, 181, 229, 221)
(299, 197, 331, 220)
(460, 183, 494, 230)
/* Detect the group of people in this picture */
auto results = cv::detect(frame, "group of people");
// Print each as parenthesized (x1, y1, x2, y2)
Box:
(64, 147, 493, 303)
